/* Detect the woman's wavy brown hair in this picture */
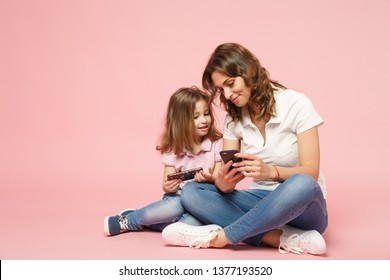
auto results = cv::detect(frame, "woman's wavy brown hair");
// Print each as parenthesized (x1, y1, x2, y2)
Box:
(202, 43, 285, 124)
(156, 87, 222, 155)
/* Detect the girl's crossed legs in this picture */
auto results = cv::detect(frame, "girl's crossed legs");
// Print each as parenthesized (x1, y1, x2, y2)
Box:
(104, 189, 202, 235)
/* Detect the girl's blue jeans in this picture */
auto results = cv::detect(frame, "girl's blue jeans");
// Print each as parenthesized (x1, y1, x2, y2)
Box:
(123, 189, 203, 232)
(181, 174, 328, 246)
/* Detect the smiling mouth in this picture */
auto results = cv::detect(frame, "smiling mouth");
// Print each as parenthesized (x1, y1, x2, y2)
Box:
(231, 95, 239, 104)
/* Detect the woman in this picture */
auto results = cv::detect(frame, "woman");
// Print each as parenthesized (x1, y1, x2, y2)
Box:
(162, 43, 328, 255)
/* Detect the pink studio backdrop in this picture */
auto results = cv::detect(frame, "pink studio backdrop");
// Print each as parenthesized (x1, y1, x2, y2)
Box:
(0, 0, 389, 259)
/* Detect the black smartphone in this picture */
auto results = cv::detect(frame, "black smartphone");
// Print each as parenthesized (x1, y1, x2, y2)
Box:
(220, 150, 243, 171)
(167, 167, 203, 181)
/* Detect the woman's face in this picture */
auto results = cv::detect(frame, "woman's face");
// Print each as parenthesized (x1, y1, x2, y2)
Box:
(211, 71, 251, 107)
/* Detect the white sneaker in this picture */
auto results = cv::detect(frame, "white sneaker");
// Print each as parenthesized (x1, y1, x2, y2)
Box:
(279, 225, 326, 255)
(162, 222, 222, 249)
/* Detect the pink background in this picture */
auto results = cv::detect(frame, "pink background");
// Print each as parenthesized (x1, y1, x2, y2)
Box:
(1, 0, 389, 259)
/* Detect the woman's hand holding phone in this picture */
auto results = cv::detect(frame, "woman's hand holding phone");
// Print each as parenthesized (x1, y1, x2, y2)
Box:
(217, 150, 245, 192)
(233, 153, 273, 180)
(220, 150, 243, 171)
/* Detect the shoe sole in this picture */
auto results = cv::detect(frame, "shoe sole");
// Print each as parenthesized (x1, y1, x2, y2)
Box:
(103, 216, 113, 236)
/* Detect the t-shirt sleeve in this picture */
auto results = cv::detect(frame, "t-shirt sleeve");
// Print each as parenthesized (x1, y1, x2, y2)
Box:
(161, 152, 176, 167)
(223, 114, 242, 140)
(214, 138, 223, 162)
(290, 92, 324, 134)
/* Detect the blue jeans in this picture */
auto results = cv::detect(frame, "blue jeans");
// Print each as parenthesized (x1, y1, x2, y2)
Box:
(181, 174, 328, 246)
(124, 189, 203, 232)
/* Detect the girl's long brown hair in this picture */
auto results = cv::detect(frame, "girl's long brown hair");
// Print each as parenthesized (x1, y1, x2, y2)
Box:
(156, 87, 222, 155)
(202, 43, 285, 124)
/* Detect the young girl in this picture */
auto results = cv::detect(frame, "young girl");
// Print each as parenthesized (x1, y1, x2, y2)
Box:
(104, 87, 222, 236)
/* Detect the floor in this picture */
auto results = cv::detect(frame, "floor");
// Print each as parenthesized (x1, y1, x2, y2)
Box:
(1, 176, 389, 260)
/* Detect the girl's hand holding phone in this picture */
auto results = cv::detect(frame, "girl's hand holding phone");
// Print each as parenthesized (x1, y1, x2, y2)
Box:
(194, 167, 213, 182)
(163, 178, 181, 193)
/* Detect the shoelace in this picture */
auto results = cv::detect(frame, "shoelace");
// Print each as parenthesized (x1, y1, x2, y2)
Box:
(118, 216, 129, 232)
(177, 228, 218, 249)
(278, 233, 310, 254)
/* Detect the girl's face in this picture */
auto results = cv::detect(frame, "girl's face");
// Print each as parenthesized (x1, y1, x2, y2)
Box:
(211, 71, 251, 107)
(193, 99, 211, 141)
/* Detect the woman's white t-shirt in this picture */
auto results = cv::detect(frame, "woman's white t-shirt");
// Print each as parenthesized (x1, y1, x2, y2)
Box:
(223, 88, 327, 198)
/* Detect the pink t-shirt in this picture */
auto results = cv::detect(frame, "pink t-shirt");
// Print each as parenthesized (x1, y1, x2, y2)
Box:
(161, 138, 222, 179)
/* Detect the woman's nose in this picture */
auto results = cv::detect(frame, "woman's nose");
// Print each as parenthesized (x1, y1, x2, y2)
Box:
(223, 87, 233, 100)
